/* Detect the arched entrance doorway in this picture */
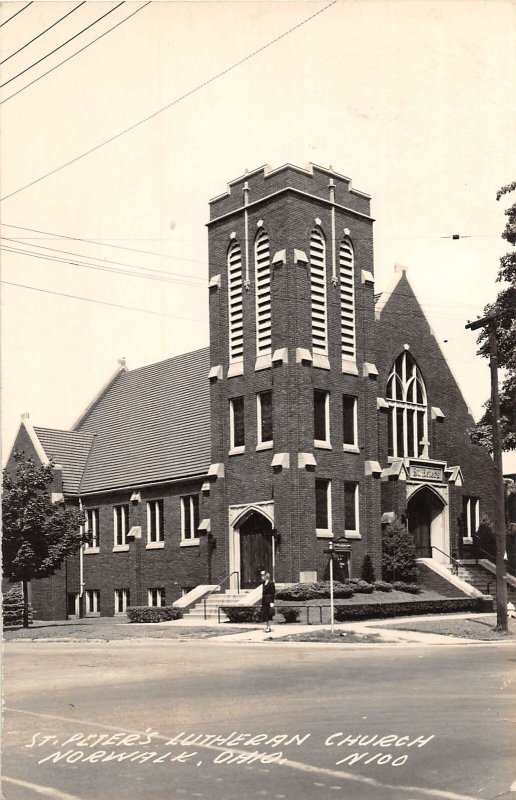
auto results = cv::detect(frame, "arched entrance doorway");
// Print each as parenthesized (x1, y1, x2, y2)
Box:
(237, 511, 273, 589)
(407, 486, 446, 559)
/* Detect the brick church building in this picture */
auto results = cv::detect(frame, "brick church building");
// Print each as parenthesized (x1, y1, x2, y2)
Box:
(7, 163, 497, 619)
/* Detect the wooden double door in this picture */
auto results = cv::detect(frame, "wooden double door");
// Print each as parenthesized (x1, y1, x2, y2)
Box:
(239, 513, 273, 589)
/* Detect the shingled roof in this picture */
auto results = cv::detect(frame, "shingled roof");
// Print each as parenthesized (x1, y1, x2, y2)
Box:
(76, 347, 211, 493)
(33, 427, 95, 494)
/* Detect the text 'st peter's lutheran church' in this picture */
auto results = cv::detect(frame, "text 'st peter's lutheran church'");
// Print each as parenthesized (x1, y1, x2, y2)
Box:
(8, 164, 496, 619)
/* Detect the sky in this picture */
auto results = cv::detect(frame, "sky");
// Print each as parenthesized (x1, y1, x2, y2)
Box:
(1, 0, 515, 471)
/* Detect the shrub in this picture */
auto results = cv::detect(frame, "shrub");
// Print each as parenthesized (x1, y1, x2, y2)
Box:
(393, 581, 421, 594)
(126, 606, 182, 623)
(2, 586, 33, 627)
(351, 580, 374, 594)
(361, 555, 376, 584)
(374, 580, 393, 592)
(382, 517, 418, 583)
(222, 606, 261, 623)
(276, 581, 353, 601)
(334, 597, 492, 621)
(280, 607, 301, 624)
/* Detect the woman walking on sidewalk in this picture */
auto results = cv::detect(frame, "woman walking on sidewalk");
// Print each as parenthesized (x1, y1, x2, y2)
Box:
(260, 570, 275, 633)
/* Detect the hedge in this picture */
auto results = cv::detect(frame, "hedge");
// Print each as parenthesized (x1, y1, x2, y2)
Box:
(222, 607, 262, 623)
(126, 606, 182, 623)
(374, 581, 393, 592)
(276, 581, 354, 601)
(392, 581, 420, 594)
(334, 597, 492, 622)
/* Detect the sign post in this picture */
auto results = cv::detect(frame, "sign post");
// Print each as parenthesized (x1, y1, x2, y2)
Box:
(329, 540, 334, 634)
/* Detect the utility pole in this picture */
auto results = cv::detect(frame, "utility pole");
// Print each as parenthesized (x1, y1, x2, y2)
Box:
(466, 307, 514, 632)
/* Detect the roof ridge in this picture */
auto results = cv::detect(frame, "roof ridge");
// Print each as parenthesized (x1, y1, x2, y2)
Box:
(126, 345, 210, 375)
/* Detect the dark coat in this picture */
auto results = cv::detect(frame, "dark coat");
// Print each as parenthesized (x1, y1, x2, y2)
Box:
(261, 579, 275, 605)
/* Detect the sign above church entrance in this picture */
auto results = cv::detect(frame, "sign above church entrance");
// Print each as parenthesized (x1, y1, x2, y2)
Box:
(408, 461, 445, 483)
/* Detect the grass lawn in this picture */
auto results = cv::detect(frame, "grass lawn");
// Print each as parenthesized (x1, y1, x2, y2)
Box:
(380, 615, 516, 640)
(271, 630, 395, 644)
(3, 618, 254, 642)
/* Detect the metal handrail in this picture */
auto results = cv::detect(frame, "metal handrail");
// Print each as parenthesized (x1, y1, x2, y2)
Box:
(475, 546, 515, 579)
(431, 545, 491, 594)
(203, 571, 240, 620)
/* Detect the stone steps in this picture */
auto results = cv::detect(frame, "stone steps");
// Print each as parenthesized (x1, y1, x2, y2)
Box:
(183, 590, 253, 619)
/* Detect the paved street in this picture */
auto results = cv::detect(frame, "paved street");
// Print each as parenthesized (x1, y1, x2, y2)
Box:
(2, 637, 515, 800)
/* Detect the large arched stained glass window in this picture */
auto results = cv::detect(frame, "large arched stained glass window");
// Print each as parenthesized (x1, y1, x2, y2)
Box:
(386, 351, 428, 458)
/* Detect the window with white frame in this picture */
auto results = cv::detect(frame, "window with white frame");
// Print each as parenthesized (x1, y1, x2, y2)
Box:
(310, 227, 328, 356)
(181, 494, 200, 541)
(314, 389, 330, 447)
(386, 351, 428, 458)
(339, 237, 356, 361)
(462, 496, 479, 541)
(113, 504, 129, 547)
(84, 589, 100, 616)
(147, 499, 164, 544)
(344, 481, 359, 534)
(315, 478, 331, 534)
(342, 395, 358, 449)
(114, 588, 130, 614)
(255, 229, 271, 355)
(257, 390, 273, 446)
(84, 508, 100, 549)
(229, 396, 245, 450)
(227, 240, 243, 364)
(148, 588, 166, 607)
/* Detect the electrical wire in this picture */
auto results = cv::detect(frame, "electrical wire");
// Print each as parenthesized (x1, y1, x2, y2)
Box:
(0, 2, 32, 28)
(1, 2, 86, 65)
(1, 237, 206, 283)
(2, 222, 206, 265)
(1, 280, 204, 321)
(1, 2, 124, 88)
(0, 0, 337, 200)
(1, 2, 151, 104)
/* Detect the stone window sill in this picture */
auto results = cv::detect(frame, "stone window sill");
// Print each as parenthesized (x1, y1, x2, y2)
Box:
(146, 541, 164, 550)
(256, 441, 273, 451)
(229, 446, 245, 456)
(343, 445, 360, 454)
(84, 547, 100, 554)
(316, 529, 333, 539)
(314, 441, 332, 450)
(345, 531, 361, 539)
(180, 538, 200, 547)
(112, 544, 129, 552)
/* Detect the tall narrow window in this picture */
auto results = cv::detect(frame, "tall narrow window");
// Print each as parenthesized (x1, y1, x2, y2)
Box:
(255, 230, 271, 355)
(344, 482, 359, 534)
(114, 588, 130, 614)
(310, 227, 327, 355)
(85, 590, 100, 616)
(462, 496, 479, 540)
(228, 241, 243, 364)
(113, 504, 129, 548)
(339, 238, 356, 361)
(315, 478, 331, 533)
(147, 499, 164, 544)
(342, 395, 358, 449)
(314, 389, 330, 446)
(148, 588, 166, 607)
(386, 351, 428, 458)
(85, 508, 100, 549)
(257, 390, 273, 446)
(181, 495, 200, 542)
(230, 396, 245, 450)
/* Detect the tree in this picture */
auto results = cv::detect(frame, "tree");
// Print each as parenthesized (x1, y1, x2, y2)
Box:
(381, 517, 417, 583)
(470, 181, 516, 452)
(2, 452, 85, 627)
(360, 554, 376, 584)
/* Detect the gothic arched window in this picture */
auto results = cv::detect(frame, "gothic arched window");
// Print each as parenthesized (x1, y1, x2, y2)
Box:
(310, 227, 327, 355)
(227, 240, 243, 364)
(339, 237, 356, 361)
(254, 229, 271, 355)
(386, 351, 428, 458)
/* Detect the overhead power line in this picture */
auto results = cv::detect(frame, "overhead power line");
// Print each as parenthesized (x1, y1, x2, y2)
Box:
(1, 2, 86, 65)
(1, 2, 124, 88)
(1, 2, 151, 104)
(1, 222, 206, 265)
(1, 242, 206, 287)
(0, 0, 337, 201)
(1, 280, 204, 321)
(0, 2, 33, 28)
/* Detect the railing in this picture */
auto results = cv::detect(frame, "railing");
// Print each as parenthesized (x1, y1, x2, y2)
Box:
(218, 604, 332, 625)
(203, 571, 240, 621)
(475, 545, 516, 579)
(431, 545, 491, 595)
